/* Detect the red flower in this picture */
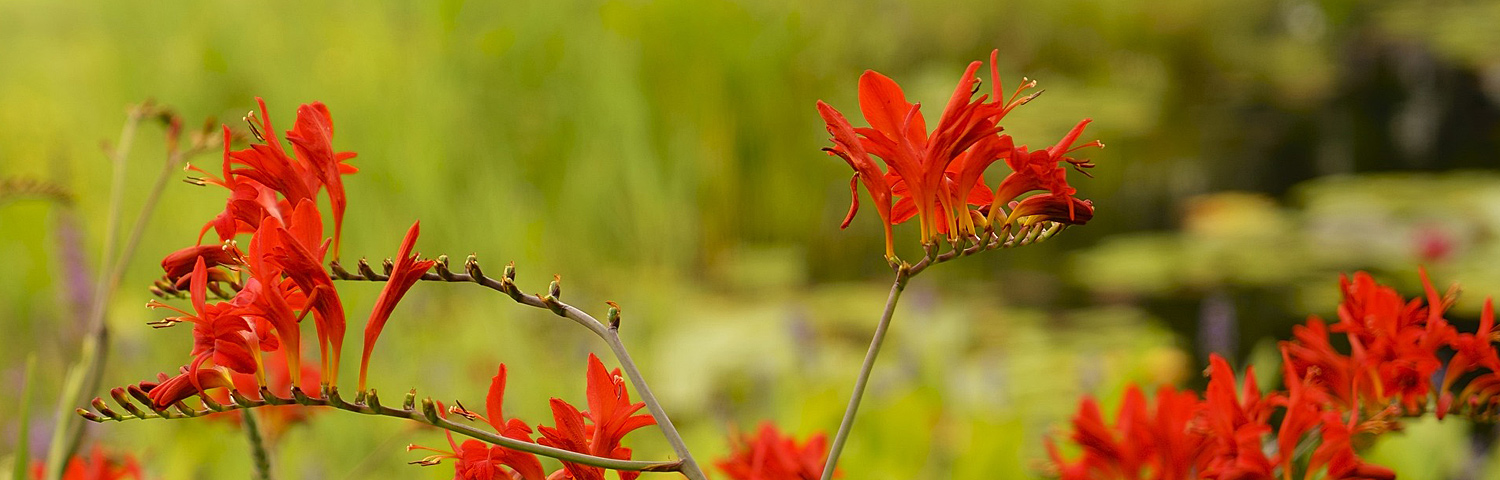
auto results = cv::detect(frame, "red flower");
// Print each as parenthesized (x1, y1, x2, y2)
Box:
(31, 446, 143, 480)
(1006, 193, 1095, 226)
(409, 365, 546, 480)
(817, 101, 894, 258)
(1198, 355, 1277, 480)
(817, 51, 1101, 256)
(716, 423, 832, 480)
(537, 354, 655, 480)
(1307, 413, 1396, 480)
(1046, 386, 1205, 480)
(358, 221, 436, 392)
(285, 102, 358, 260)
(159, 243, 242, 285)
(141, 365, 236, 408)
(411, 432, 546, 480)
(236, 274, 307, 389)
(209, 348, 324, 440)
(252, 212, 348, 386)
(410, 358, 652, 480)
(190, 98, 355, 254)
(820, 58, 1006, 245)
(986, 119, 1100, 226)
(146, 257, 269, 393)
(539, 399, 607, 480)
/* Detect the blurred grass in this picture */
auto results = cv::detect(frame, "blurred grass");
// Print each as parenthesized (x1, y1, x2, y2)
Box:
(2, 0, 1498, 478)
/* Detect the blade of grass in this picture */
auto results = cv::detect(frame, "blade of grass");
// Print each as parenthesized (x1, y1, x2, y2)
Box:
(12, 354, 37, 480)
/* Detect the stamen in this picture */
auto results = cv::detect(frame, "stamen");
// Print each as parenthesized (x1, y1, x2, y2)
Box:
(146, 319, 180, 329)
(243, 111, 265, 142)
(449, 399, 481, 421)
(146, 300, 193, 317)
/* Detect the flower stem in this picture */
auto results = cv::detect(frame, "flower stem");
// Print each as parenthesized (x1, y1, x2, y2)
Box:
(601, 328, 708, 480)
(78, 386, 685, 473)
(821, 269, 910, 480)
(241, 410, 275, 480)
(44, 105, 147, 480)
(328, 258, 709, 479)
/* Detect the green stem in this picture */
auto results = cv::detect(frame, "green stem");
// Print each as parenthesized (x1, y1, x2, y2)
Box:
(600, 328, 708, 480)
(821, 270, 910, 480)
(12, 355, 36, 480)
(44, 107, 146, 480)
(328, 260, 708, 480)
(241, 410, 275, 480)
(77, 387, 685, 473)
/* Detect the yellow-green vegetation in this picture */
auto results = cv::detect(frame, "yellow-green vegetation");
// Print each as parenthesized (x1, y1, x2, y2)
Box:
(3, 0, 1499, 478)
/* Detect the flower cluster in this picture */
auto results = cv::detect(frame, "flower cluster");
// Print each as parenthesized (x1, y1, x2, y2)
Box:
(117, 99, 432, 409)
(715, 423, 834, 480)
(79, 98, 675, 479)
(31, 447, 143, 480)
(817, 50, 1100, 259)
(408, 354, 656, 480)
(1050, 269, 1500, 479)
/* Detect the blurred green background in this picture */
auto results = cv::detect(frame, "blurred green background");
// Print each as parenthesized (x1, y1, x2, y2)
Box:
(2, 0, 1499, 478)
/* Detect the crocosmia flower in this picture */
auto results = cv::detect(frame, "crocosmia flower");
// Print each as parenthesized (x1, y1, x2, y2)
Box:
(715, 423, 832, 480)
(31, 447, 144, 480)
(114, 98, 400, 410)
(817, 50, 1101, 259)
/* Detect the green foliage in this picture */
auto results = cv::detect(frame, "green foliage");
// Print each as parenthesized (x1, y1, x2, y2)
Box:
(1, 0, 1497, 477)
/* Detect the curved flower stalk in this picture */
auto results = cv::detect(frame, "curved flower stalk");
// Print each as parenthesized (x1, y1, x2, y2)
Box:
(327, 255, 709, 479)
(1049, 269, 1500, 480)
(80, 98, 707, 480)
(407, 354, 657, 480)
(815, 50, 1103, 479)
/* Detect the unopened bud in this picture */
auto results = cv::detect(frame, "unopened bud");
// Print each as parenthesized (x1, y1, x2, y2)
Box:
(434, 255, 454, 280)
(357, 258, 378, 279)
(465, 255, 483, 281)
(606, 301, 622, 330)
(420, 398, 441, 424)
(549, 275, 562, 300)
(91, 398, 123, 421)
(76, 409, 104, 423)
(968, 210, 990, 235)
(111, 388, 145, 418)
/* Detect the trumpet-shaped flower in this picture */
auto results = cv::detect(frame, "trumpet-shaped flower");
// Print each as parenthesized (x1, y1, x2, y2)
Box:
(716, 423, 832, 480)
(818, 50, 1101, 258)
(358, 221, 436, 392)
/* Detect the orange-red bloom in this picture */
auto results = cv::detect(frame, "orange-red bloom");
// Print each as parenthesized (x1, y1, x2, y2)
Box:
(125, 98, 359, 408)
(410, 356, 653, 480)
(358, 221, 435, 392)
(538, 354, 656, 480)
(1283, 269, 1457, 416)
(284, 102, 358, 260)
(1051, 270, 1500, 480)
(140, 365, 236, 408)
(716, 423, 832, 480)
(31, 446, 143, 480)
(817, 50, 1101, 257)
(1046, 385, 1206, 480)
